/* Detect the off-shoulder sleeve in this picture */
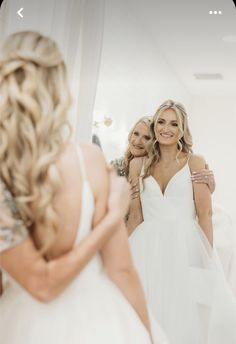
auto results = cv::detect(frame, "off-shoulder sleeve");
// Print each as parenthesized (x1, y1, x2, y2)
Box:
(0, 181, 28, 253)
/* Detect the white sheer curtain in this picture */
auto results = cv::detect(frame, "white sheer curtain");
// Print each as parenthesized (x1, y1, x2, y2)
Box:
(0, 0, 105, 142)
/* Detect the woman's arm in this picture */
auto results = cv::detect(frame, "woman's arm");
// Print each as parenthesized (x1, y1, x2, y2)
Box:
(191, 164, 215, 194)
(0, 149, 130, 302)
(102, 221, 152, 338)
(126, 158, 144, 236)
(94, 159, 152, 338)
(0, 210, 121, 302)
(189, 155, 213, 246)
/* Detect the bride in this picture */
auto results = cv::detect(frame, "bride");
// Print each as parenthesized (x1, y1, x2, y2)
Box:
(0, 31, 168, 343)
(127, 99, 236, 344)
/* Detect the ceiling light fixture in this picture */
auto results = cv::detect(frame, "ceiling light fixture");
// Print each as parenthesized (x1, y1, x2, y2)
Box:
(194, 73, 223, 80)
(93, 117, 113, 128)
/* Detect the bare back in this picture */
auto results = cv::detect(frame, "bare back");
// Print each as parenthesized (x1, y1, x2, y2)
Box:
(33, 143, 109, 259)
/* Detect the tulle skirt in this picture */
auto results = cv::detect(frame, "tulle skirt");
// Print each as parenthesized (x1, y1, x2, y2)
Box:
(130, 216, 236, 344)
(213, 204, 236, 295)
(0, 270, 168, 344)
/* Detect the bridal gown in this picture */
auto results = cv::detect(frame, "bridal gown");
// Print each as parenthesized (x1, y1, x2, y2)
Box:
(212, 204, 236, 295)
(0, 147, 168, 344)
(129, 161, 236, 344)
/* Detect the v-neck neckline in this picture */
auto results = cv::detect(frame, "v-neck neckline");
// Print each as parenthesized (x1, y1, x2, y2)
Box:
(149, 162, 189, 196)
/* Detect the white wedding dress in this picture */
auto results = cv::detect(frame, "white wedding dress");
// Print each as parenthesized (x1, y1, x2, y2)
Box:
(213, 204, 236, 295)
(129, 162, 236, 344)
(0, 147, 168, 344)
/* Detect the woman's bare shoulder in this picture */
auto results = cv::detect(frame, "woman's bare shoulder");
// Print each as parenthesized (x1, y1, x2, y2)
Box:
(54, 141, 108, 200)
(55, 142, 106, 178)
(79, 143, 106, 165)
(188, 153, 206, 172)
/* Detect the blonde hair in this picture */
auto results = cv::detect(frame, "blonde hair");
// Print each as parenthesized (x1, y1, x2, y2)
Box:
(123, 116, 152, 176)
(142, 100, 193, 180)
(0, 31, 72, 252)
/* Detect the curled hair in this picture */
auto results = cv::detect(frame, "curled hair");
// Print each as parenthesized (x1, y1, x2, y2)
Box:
(123, 116, 152, 176)
(0, 31, 72, 253)
(142, 100, 193, 181)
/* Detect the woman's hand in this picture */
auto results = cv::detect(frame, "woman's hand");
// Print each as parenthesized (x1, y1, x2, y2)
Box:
(191, 164, 215, 194)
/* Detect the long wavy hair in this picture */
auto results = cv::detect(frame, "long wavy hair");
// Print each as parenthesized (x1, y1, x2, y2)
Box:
(0, 31, 72, 252)
(123, 116, 152, 176)
(142, 100, 193, 180)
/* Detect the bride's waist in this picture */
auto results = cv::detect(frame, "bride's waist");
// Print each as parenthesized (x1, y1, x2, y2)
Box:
(2, 257, 106, 296)
(142, 205, 196, 221)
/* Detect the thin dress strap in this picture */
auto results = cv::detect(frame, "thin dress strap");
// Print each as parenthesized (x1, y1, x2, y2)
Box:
(139, 159, 146, 193)
(186, 153, 192, 164)
(74, 145, 94, 245)
(76, 146, 87, 181)
(140, 162, 144, 177)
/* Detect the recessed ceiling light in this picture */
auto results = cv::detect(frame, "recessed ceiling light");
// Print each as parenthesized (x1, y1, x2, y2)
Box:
(194, 73, 223, 80)
(222, 35, 236, 43)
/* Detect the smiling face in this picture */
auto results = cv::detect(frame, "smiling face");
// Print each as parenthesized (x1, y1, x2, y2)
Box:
(154, 108, 181, 146)
(129, 121, 151, 157)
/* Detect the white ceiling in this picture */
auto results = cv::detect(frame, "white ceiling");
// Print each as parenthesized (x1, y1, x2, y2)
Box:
(127, 0, 236, 95)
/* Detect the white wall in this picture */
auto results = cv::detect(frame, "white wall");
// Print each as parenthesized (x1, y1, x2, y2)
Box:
(0, 0, 105, 142)
(189, 95, 236, 221)
(93, 0, 190, 161)
(92, 1, 236, 226)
